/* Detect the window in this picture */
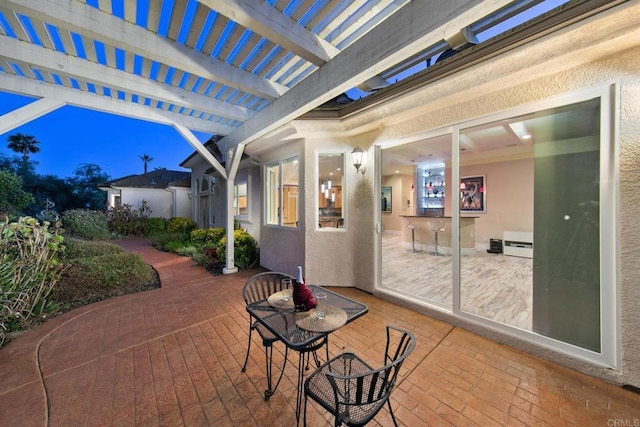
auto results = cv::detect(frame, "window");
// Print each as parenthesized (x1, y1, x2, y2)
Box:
(266, 157, 299, 227)
(318, 153, 344, 229)
(234, 182, 248, 216)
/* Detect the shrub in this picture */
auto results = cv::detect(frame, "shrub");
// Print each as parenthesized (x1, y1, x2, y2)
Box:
(173, 244, 201, 257)
(0, 217, 66, 346)
(0, 169, 34, 219)
(63, 209, 109, 240)
(166, 217, 197, 234)
(107, 204, 139, 235)
(164, 240, 190, 253)
(55, 252, 155, 303)
(144, 217, 166, 236)
(62, 236, 123, 260)
(151, 231, 191, 251)
(216, 229, 259, 270)
(107, 201, 152, 236)
(190, 227, 225, 247)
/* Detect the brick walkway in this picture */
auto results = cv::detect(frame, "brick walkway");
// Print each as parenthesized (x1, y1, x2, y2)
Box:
(1, 238, 639, 426)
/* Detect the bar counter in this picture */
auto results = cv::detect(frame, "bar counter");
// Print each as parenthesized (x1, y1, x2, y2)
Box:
(399, 216, 477, 255)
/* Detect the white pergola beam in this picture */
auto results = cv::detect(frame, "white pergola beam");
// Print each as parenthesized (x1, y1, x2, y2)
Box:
(172, 123, 227, 179)
(218, 0, 513, 152)
(2, 0, 287, 100)
(201, 0, 340, 65)
(0, 36, 252, 122)
(0, 97, 65, 135)
(0, 73, 231, 135)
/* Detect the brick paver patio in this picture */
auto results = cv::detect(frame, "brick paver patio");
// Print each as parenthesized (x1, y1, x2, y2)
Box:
(1, 238, 639, 426)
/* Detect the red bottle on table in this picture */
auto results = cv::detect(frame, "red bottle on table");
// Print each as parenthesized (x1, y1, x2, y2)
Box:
(293, 266, 316, 311)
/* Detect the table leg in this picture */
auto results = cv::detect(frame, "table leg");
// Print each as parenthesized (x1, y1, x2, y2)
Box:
(294, 335, 329, 424)
(295, 350, 307, 425)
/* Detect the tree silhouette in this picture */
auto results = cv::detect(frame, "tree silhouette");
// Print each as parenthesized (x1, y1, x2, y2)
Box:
(140, 154, 153, 174)
(7, 133, 40, 160)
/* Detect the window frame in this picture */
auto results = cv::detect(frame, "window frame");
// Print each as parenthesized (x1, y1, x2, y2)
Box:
(265, 156, 299, 228)
(233, 179, 249, 219)
(316, 150, 346, 231)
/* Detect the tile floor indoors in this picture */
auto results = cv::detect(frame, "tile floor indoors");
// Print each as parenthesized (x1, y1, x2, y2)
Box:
(0, 238, 639, 426)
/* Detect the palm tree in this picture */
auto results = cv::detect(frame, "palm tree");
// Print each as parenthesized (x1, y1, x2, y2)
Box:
(140, 154, 153, 174)
(7, 133, 40, 160)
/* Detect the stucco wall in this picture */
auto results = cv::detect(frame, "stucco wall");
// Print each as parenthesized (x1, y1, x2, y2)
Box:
(347, 11, 640, 386)
(120, 188, 172, 218)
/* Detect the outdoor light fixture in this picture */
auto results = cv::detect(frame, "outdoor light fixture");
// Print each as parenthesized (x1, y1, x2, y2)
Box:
(352, 146, 366, 175)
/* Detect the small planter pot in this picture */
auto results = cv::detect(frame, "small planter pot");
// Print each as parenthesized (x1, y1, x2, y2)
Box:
(203, 247, 218, 260)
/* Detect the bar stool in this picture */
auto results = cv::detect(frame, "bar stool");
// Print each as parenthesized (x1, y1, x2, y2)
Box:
(427, 221, 445, 256)
(407, 222, 417, 252)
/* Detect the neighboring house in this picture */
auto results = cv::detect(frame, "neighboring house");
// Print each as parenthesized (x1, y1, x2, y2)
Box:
(99, 169, 191, 219)
(179, 5, 640, 389)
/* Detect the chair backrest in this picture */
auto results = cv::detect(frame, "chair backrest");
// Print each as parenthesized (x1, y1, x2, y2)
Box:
(242, 271, 294, 305)
(326, 326, 416, 424)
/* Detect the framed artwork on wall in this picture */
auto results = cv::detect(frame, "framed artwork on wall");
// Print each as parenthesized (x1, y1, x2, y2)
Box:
(460, 175, 486, 213)
(381, 187, 392, 213)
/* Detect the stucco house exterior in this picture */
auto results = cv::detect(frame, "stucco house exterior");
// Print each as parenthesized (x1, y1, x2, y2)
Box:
(3, 0, 640, 400)
(99, 169, 191, 219)
(179, 3, 640, 390)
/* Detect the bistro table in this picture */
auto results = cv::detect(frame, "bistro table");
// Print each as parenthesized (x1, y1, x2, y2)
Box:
(245, 284, 368, 423)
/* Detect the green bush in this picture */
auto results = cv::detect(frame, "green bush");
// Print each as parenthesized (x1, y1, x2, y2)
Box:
(216, 229, 259, 270)
(144, 217, 166, 236)
(166, 217, 197, 234)
(62, 236, 123, 260)
(0, 217, 66, 346)
(0, 169, 34, 219)
(173, 244, 201, 257)
(151, 231, 191, 251)
(55, 252, 155, 303)
(190, 227, 225, 247)
(107, 202, 152, 236)
(191, 251, 214, 267)
(164, 240, 190, 253)
(63, 209, 109, 240)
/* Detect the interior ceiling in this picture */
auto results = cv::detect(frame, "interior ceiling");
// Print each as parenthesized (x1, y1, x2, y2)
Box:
(381, 97, 601, 176)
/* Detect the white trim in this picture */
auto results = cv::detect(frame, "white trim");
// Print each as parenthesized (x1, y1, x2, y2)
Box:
(376, 83, 619, 369)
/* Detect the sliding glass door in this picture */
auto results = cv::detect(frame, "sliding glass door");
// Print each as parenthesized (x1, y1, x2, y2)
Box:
(379, 86, 616, 366)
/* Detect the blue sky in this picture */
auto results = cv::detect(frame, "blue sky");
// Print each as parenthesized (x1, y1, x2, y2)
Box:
(0, 91, 210, 179)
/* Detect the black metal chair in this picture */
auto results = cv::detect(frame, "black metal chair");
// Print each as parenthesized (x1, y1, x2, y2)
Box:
(303, 325, 416, 426)
(241, 271, 294, 398)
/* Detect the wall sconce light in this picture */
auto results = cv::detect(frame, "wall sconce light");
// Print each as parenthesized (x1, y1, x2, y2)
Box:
(351, 146, 366, 175)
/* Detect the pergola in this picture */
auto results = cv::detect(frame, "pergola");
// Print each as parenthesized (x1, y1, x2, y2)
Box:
(0, 0, 617, 272)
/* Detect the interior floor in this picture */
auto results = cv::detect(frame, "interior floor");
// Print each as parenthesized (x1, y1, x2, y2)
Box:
(382, 232, 533, 330)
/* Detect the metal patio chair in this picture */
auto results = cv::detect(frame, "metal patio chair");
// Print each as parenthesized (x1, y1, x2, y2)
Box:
(241, 271, 294, 397)
(303, 325, 416, 426)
